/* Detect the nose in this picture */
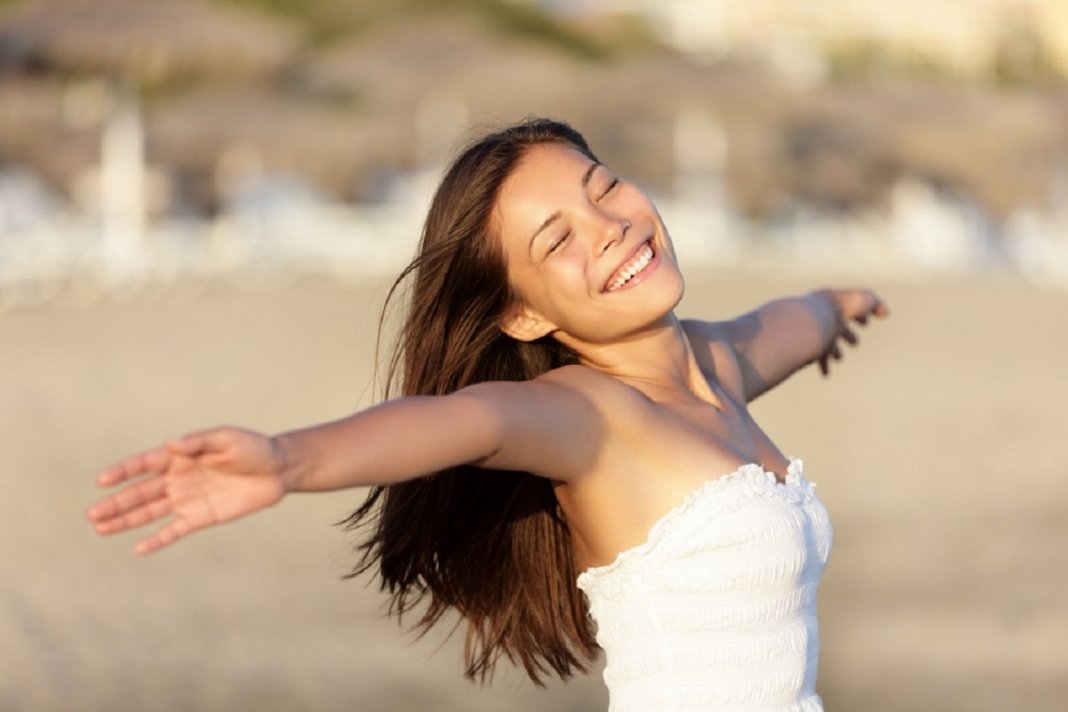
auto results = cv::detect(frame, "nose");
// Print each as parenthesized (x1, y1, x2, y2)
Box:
(593, 214, 630, 255)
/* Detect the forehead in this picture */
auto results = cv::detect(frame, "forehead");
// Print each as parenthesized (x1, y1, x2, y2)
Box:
(494, 143, 595, 233)
(510, 142, 593, 183)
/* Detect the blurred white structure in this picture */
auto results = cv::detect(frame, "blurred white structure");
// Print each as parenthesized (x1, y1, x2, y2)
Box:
(570, 0, 1068, 79)
(2, 100, 1068, 310)
(1004, 211, 1068, 287)
(659, 107, 739, 265)
(99, 84, 146, 283)
(888, 179, 997, 271)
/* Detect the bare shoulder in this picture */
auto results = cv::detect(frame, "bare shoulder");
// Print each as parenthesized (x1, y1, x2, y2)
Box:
(524, 364, 654, 433)
(680, 318, 746, 402)
(537, 363, 651, 410)
(457, 364, 638, 416)
(457, 366, 638, 480)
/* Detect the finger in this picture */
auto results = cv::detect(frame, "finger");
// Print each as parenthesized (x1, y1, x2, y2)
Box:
(819, 354, 829, 376)
(830, 343, 843, 361)
(854, 314, 868, 326)
(97, 448, 172, 487)
(93, 494, 173, 536)
(871, 300, 889, 317)
(840, 327, 859, 346)
(135, 516, 194, 556)
(87, 477, 168, 523)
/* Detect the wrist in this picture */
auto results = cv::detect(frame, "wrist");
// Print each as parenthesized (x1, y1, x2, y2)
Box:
(271, 432, 304, 493)
(810, 286, 842, 319)
(808, 288, 843, 343)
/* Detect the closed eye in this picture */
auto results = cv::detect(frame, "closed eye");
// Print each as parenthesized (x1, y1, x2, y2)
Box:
(547, 230, 571, 256)
(597, 178, 619, 201)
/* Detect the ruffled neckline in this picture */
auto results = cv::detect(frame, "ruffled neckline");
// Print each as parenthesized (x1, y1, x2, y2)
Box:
(577, 458, 813, 587)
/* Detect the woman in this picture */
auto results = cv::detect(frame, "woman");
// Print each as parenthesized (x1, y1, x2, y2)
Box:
(88, 118, 887, 711)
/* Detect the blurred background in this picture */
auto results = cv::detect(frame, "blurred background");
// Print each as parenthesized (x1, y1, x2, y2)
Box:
(1, 0, 1066, 710)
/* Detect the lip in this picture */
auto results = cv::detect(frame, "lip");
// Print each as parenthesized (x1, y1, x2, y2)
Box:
(601, 237, 658, 293)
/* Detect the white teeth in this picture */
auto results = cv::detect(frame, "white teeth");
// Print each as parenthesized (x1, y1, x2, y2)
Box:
(607, 243, 654, 292)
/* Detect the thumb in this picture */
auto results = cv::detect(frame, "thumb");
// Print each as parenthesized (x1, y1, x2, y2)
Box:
(166, 428, 228, 456)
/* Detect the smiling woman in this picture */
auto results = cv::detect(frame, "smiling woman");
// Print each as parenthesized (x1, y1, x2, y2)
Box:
(496, 142, 685, 347)
(87, 118, 888, 711)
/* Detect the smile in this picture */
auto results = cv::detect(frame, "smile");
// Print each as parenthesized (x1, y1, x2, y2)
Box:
(604, 240, 656, 293)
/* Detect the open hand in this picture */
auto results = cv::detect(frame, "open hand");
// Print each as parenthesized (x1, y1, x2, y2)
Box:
(818, 288, 889, 376)
(87, 427, 287, 555)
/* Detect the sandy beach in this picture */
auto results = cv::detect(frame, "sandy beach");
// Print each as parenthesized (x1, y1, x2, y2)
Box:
(2, 266, 1065, 711)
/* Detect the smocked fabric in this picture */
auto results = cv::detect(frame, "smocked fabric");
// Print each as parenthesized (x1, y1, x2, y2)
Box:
(576, 459, 832, 712)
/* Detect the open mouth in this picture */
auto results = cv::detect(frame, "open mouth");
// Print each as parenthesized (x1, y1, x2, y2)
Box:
(604, 240, 656, 293)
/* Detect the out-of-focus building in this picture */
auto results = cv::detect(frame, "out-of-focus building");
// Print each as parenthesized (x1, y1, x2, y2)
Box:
(551, 0, 1068, 80)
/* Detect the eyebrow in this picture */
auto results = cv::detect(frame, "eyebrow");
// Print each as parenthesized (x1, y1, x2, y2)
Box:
(527, 161, 602, 257)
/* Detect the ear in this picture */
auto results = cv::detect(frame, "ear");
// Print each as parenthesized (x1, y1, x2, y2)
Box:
(500, 304, 557, 342)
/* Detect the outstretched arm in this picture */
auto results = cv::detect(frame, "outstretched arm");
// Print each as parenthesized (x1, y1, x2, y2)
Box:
(87, 378, 600, 555)
(717, 288, 888, 402)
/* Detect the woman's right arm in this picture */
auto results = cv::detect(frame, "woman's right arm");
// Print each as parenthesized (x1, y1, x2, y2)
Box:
(279, 376, 601, 491)
(274, 392, 503, 493)
(87, 376, 601, 555)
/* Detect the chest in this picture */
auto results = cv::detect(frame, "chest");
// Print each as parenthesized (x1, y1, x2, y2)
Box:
(560, 392, 791, 570)
(579, 464, 833, 595)
(626, 390, 788, 484)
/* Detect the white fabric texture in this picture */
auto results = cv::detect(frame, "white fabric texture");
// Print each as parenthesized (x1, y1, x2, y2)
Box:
(576, 459, 832, 712)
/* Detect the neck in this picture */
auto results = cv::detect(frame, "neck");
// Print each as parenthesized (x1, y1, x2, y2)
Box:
(566, 313, 721, 408)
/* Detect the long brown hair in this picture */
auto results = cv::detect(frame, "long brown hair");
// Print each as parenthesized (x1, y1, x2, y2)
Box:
(343, 119, 599, 684)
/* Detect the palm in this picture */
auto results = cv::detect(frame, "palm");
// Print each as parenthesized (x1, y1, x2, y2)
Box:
(166, 451, 284, 529)
(88, 427, 286, 554)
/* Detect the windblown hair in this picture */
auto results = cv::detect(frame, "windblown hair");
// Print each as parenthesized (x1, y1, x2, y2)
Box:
(342, 118, 599, 684)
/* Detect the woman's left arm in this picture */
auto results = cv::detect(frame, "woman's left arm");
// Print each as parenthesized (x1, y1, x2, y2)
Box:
(722, 288, 888, 402)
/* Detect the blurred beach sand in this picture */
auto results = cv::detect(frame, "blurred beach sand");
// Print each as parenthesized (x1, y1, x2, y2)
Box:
(2, 268, 1066, 711)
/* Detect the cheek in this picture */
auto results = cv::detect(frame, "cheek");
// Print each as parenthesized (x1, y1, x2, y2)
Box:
(558, 252, 593, 283)
(545, 259, 599, 312)
(532, 264, 594, 322)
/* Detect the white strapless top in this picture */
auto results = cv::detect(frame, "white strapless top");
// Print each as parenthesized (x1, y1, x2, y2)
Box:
(576, 459, 832, 712)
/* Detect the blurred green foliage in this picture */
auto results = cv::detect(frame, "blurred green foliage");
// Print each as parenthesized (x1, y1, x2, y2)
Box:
(826, 40, 956, 84)
(431, 0, 606, 58)
(826, 23, 1064, 87)
(991, 21, 1063, 87)
(220, 0, 386, 43)
(221, 0, 642, 57)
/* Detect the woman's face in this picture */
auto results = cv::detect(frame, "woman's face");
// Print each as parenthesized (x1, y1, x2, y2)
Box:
(494, 142, 685, 348)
